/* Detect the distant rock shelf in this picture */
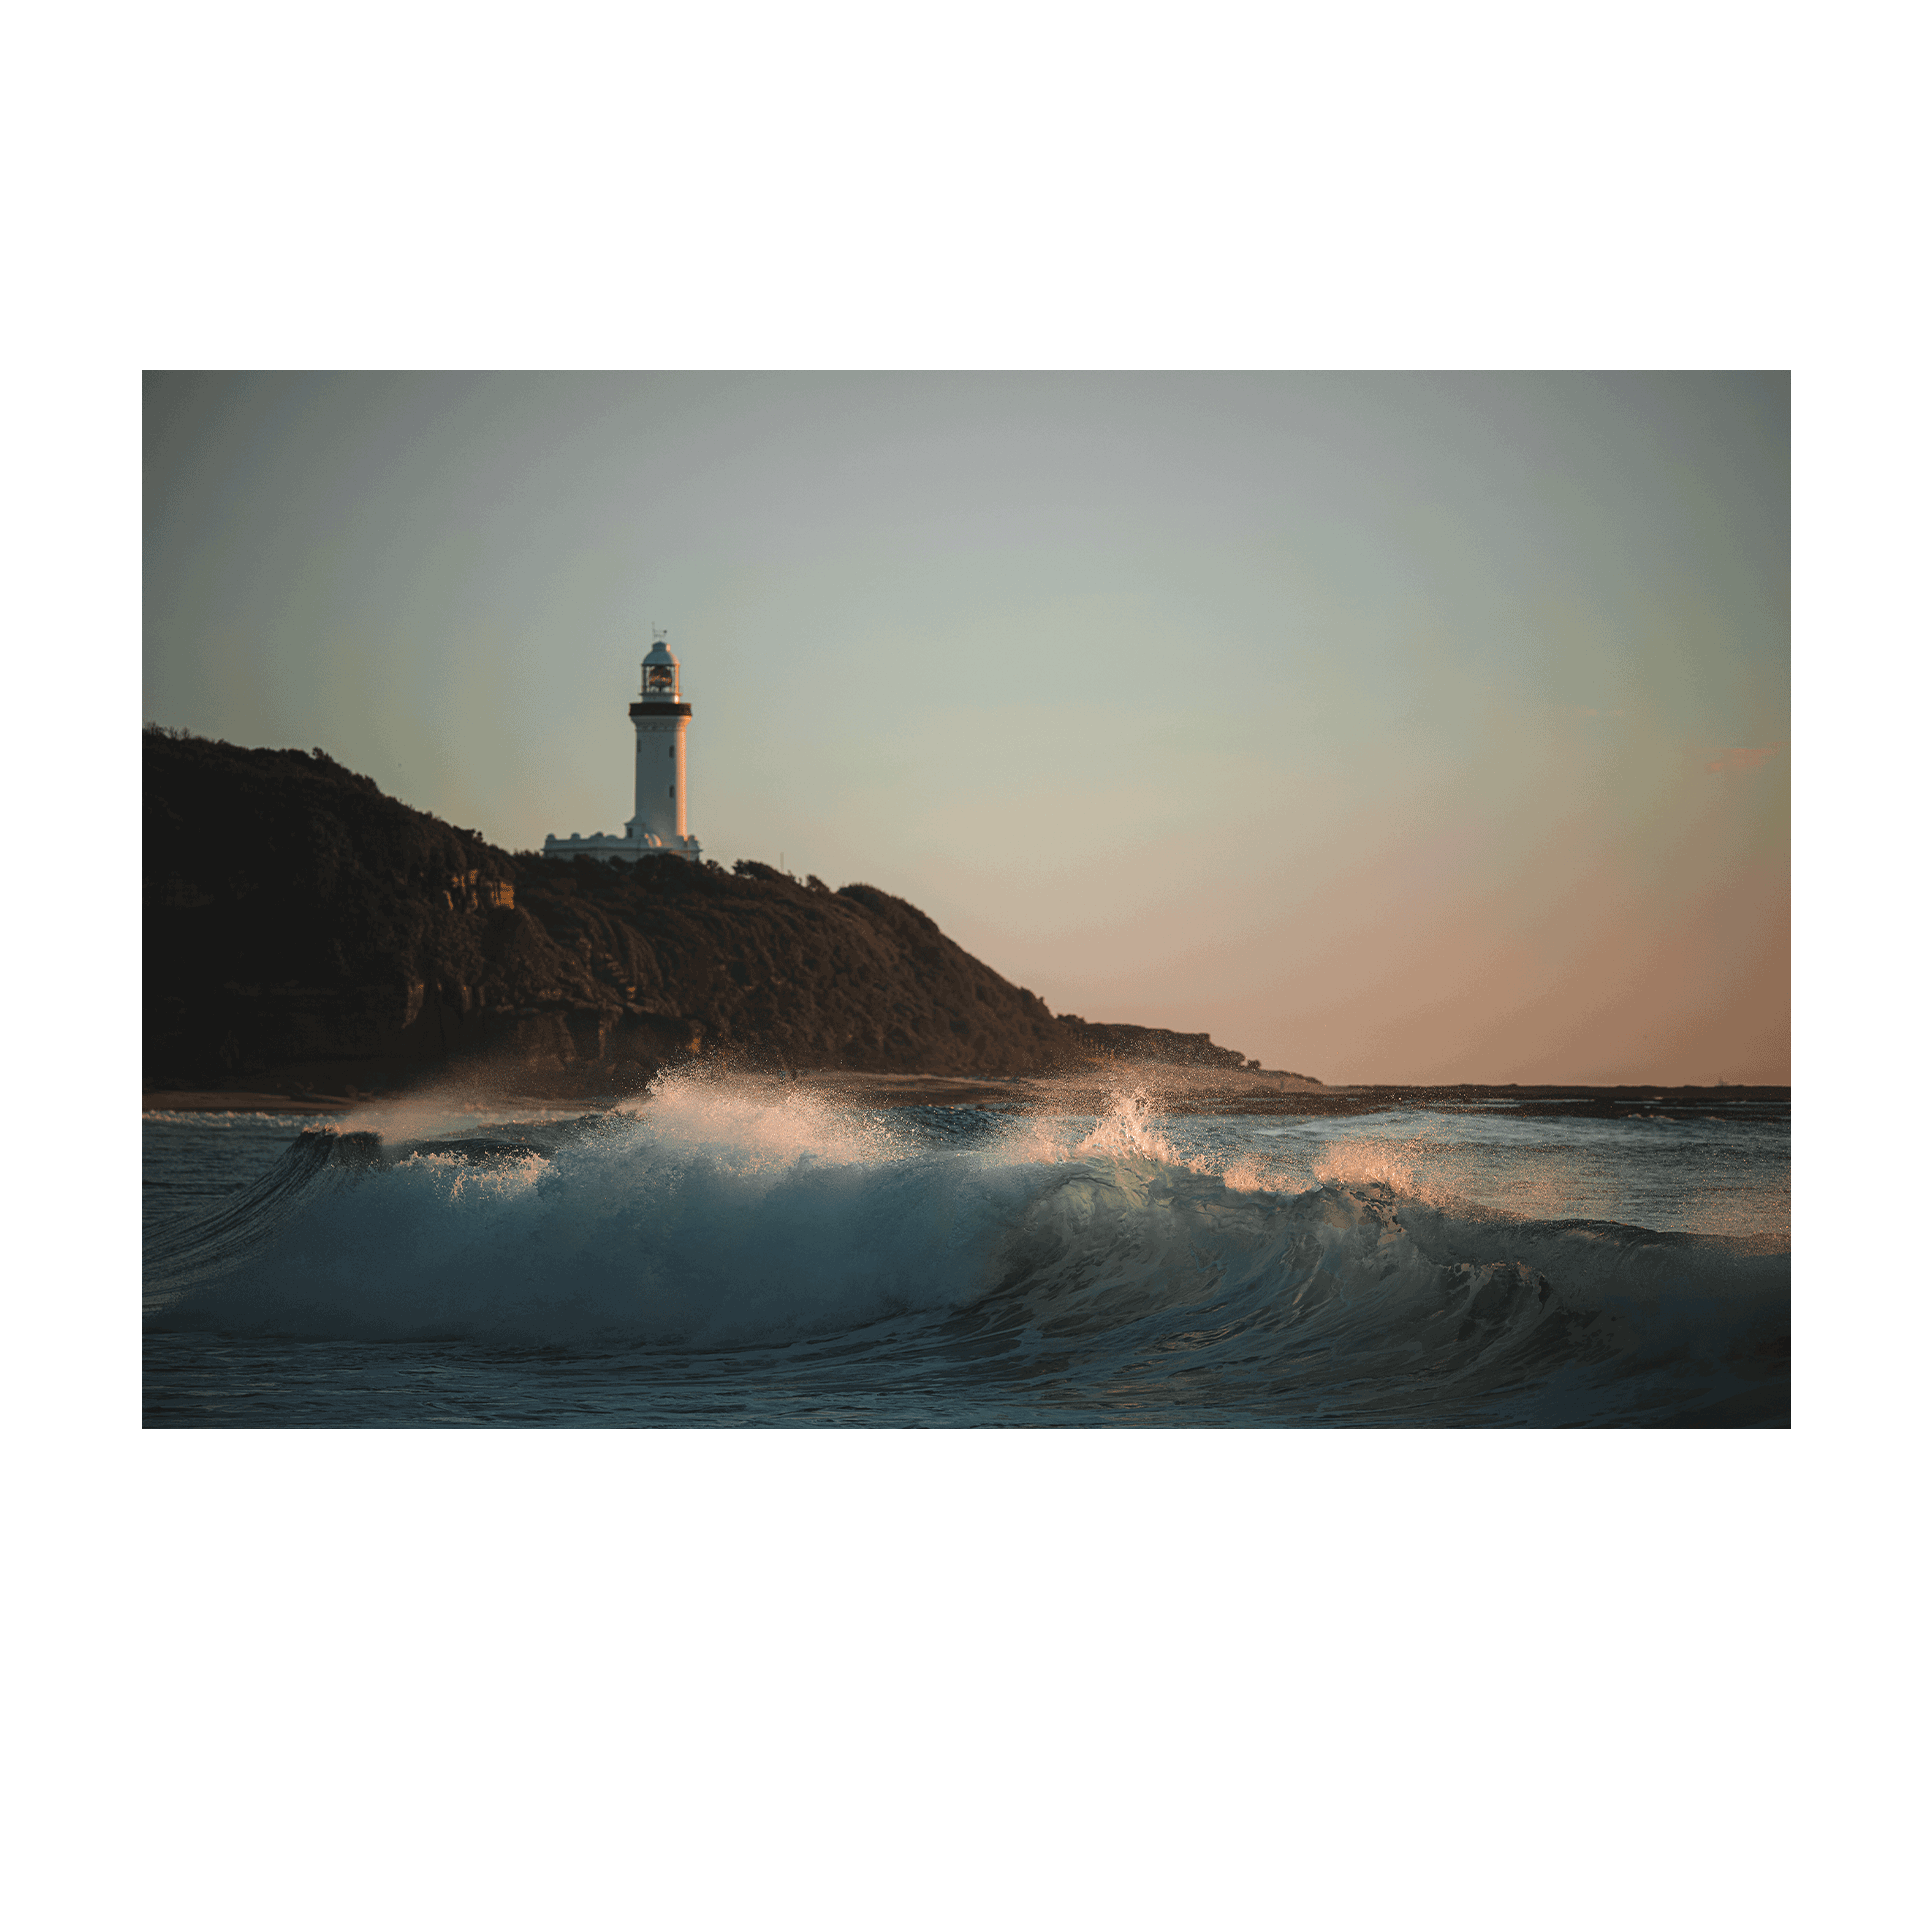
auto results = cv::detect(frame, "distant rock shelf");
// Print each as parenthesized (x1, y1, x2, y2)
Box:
(144, 729, 1316, 1101)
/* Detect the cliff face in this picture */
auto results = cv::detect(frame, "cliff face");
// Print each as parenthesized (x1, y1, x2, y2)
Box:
(144, 730, 1281, 1094)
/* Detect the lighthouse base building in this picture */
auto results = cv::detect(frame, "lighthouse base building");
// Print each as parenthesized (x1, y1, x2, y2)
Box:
(543, 633, 704, 865)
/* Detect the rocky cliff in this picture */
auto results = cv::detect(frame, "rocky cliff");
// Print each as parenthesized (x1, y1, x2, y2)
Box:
(144, 729, 1300, 1096)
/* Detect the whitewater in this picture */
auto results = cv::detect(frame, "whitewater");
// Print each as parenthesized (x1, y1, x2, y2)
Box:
(143, 1078, 1789, 1425)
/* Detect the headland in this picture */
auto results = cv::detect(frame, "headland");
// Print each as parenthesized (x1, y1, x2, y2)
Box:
(144, 729, 1319, 1106)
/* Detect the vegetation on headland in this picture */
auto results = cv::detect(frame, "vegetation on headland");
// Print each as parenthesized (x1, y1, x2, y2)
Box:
(145, 728, 1313, 1098)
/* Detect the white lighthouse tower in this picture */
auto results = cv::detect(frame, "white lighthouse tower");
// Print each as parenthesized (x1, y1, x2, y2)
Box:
(542, 629, 704, 864)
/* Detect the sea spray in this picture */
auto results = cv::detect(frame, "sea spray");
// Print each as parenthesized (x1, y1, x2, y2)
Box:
(144, 1080, 1789, 1423)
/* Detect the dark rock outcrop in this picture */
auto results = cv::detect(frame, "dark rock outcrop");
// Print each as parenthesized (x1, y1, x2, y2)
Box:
(144, 728, 1302, 1095)
(1054, 1016, 1257, 1071)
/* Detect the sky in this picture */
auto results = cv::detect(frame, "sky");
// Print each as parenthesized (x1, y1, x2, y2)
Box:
(144, 371, 1789, 1085)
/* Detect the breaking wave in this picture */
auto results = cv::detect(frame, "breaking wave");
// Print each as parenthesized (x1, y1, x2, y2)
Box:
(144, 1082, 1789, 1425)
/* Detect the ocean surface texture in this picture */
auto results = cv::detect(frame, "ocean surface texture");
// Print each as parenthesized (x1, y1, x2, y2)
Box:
(144, 1082, 1790, 1427)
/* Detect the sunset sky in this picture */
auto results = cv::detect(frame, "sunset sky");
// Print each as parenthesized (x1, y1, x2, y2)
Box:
(144, 371, 1788, 1085)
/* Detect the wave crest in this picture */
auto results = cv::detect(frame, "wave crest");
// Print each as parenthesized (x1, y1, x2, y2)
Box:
(144, 1085, 1788, 1422)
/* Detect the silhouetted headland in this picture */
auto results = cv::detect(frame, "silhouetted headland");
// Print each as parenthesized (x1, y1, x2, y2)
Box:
(145, 729, 1320, 1105)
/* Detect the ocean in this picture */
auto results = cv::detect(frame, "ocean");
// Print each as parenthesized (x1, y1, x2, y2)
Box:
(142, 1078, 1789, 1427)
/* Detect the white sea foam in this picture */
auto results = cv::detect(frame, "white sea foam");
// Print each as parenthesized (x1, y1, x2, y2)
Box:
(145, 1078, 1788, 1433)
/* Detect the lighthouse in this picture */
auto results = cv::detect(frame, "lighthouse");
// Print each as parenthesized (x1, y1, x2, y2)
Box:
(542, 629, 704, 864)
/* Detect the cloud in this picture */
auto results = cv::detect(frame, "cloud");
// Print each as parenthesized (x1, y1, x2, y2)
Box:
(1707, 742, 1786, 774)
